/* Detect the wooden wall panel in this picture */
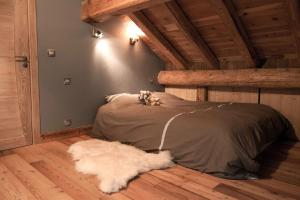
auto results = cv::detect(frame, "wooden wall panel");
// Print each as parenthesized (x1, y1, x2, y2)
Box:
(260, 89, 300, 140)
(208, 87, 259, 103)
(165, 86, 299, 141)
(166, 87, 259, 103)
(165, 87, 198, 101)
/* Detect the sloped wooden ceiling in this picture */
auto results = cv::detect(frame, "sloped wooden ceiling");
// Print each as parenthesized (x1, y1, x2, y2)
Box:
(82, 0, 300, 70)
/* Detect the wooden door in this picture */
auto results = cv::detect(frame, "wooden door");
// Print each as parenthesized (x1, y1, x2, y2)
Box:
(0, 0, 32, 150)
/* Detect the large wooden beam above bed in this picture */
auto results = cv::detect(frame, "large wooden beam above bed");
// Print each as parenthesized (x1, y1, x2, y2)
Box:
(81, 0, 171, 22)
(158, 68, 300, 89)
(209, 0, 263, 68)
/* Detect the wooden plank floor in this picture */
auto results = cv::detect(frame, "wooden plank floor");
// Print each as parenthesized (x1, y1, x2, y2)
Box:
(0, 135, 299, 200)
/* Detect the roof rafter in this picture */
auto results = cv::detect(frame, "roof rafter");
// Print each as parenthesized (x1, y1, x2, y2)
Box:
(158, 68, 300, 89)
(209, 0, 263, 67)
(129, 11, 188, 70)
(165, 1, 220, 69)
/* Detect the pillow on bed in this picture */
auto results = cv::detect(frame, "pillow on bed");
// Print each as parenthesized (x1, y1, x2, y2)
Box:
(105, 93, 140, 108)
(105, 93, 131, 103)
(105, 92, 183, 106)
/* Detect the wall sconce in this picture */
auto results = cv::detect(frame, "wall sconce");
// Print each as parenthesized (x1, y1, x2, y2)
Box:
(129, 36, 139, 45)
(91, 27, 103, 38)
(127, 21, 144, 45)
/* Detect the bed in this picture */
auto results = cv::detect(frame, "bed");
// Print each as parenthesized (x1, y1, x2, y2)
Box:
(92, 92, 292, 179)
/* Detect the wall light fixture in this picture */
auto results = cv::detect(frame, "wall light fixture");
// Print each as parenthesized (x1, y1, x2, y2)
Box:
(129, 36, 139, 45)
(91, 27, 103, 38)
(127, 21, 144, 45)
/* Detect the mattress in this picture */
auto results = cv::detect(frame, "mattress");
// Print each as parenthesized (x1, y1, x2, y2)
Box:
(92, 92, 292, 179)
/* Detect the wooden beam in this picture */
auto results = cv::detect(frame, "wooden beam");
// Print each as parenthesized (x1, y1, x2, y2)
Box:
(81, 0, 93, 23)
(285, 0, 300, 58)
(129, 11, 188, 70)
(158, 68, 300, 89)
(81, 0, 171, 22)
(210, 0, 262, 67)
(165, 1, 219, 68)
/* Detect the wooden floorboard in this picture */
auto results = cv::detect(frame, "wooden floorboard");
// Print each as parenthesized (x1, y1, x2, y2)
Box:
(0, 136, 299, 200)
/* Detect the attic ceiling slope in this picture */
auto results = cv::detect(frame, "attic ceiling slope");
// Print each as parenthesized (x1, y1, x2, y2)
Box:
(209, 0, 263, 67)
(81, 0, 300, 70)
(165, 1, 220, 68)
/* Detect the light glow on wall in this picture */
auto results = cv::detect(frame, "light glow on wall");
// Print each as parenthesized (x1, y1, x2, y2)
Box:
(92, 17, 145, 79)
(94, 38, 129, 77)
(95, 39, 110, 53)
(95, 39, 119, 67)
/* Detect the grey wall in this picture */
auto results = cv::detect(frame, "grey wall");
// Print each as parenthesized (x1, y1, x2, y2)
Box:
(36, 0, 164, 134)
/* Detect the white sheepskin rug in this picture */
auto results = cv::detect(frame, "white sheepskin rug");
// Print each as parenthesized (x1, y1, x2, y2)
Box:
(68, 139, 173, 193)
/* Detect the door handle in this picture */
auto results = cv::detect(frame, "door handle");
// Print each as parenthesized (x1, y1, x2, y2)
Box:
(15, 56, 29, 68)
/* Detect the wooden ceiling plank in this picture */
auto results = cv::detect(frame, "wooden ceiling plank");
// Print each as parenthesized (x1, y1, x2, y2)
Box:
(165, 1, 220, 69)
(209, 0, 263, 67)
(129, 11, 188, 70)
(158, 68, 300, 89)
(81, 0, 171, 22)
(285, 0, 300, 58)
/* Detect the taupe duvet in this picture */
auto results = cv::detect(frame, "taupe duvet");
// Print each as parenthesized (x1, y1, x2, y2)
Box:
(92, 92, 291, 179)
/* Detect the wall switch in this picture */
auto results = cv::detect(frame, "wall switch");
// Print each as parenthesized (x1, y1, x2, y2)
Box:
(48, 49, 56, 57)
(64, 78, 72, 85)
(64, 119, 72, 127)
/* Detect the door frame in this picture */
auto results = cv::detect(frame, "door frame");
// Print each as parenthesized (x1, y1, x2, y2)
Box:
(28, 0, 41, 143)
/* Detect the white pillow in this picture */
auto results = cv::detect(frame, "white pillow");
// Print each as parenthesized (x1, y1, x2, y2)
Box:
(105, 93, 131, 103)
